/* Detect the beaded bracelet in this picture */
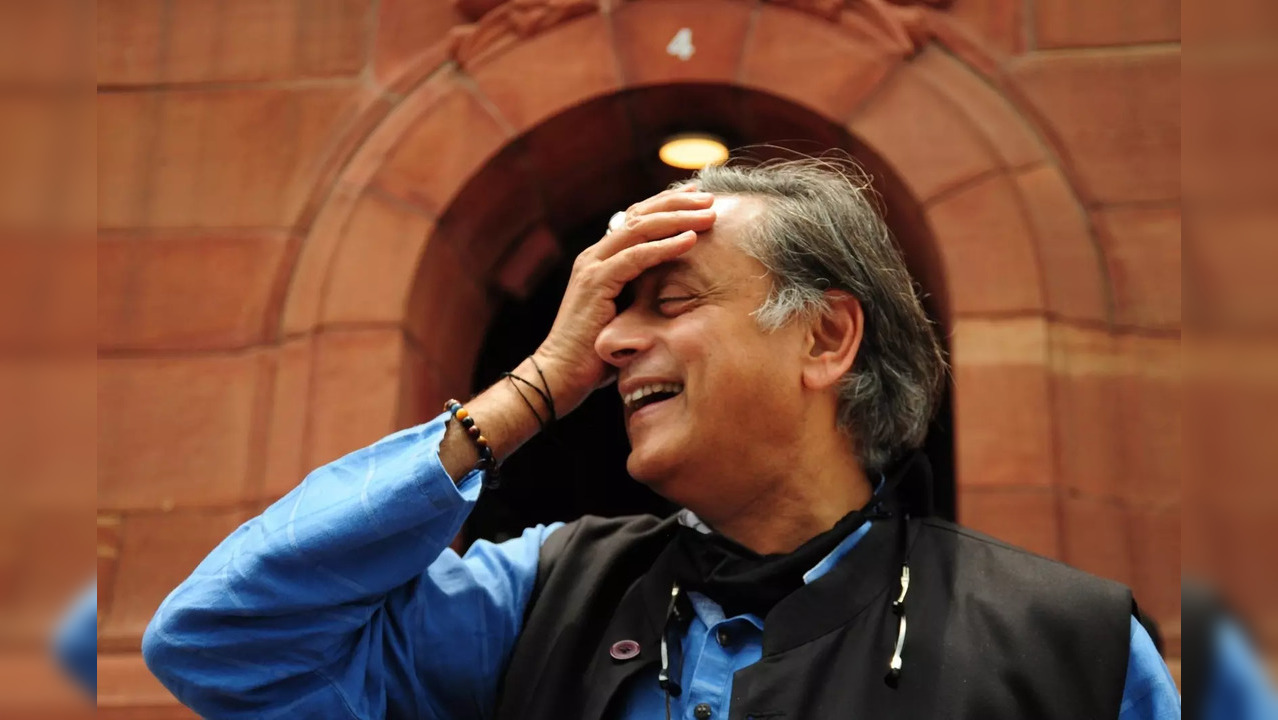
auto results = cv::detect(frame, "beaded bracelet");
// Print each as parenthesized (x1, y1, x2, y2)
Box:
(444, 399, 500, 486)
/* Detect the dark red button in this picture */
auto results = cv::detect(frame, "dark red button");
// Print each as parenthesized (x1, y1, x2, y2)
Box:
(609, 639, 641, 661)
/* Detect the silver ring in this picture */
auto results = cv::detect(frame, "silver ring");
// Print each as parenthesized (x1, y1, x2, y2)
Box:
(607, 211, 627, 235)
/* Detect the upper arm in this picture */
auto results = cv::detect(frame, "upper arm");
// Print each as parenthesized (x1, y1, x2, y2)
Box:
(150, 522, 562, 720)
(379, 523, 564, 719)
(1119, 616, 1181, 720)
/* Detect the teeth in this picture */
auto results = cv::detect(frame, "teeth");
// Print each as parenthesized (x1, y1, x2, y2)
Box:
(623, 382, 684, 409)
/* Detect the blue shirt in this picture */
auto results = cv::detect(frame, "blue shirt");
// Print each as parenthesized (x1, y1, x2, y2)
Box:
(144, 413, 1180, 719)
(55, 583, 98, 695)
(1203, 618, 1278, 720)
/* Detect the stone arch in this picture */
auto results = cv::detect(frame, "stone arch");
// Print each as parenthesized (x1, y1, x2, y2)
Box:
(276, 0, 1119, 563)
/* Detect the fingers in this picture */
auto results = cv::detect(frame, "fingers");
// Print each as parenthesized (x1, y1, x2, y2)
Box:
(596, 206, 715, 259)
(602, 230, 698, 288)
(629, 187, 711, 218)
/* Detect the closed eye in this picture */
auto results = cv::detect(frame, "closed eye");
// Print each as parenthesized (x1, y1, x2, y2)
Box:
(655, 296, 697, 317)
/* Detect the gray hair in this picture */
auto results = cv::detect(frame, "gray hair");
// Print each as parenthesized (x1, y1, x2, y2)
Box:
(691, 156, 947, 473)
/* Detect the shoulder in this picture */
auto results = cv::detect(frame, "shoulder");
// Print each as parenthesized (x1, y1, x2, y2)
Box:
(524, 513, 677, 619)
(916, 517, 1133, 611)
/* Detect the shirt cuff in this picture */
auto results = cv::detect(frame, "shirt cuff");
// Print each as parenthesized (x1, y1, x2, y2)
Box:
(421, 410, 485, 510)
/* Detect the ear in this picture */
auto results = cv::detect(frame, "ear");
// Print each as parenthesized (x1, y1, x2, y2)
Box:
(800, 291, 864, 392)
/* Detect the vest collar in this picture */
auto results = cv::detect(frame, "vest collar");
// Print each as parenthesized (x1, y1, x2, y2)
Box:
(578, 515, 907, 720)
(761, 516, 907, 655)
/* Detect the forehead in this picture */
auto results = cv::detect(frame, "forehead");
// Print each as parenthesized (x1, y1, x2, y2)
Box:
(705, 194, 764, 246)
(669, 194, 766, 276)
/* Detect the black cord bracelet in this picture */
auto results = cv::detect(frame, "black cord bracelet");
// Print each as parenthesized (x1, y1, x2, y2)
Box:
(503, 368, 555, 427)
(528, 356, 557, 424)
(501, 373, 547, 432)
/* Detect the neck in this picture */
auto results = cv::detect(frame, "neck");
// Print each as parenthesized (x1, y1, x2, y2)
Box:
(688, 430, 872, 555)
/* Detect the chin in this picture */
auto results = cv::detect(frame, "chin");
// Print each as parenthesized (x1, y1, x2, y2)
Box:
(628, 450, 710, 511)
(625, 444, 682, 489)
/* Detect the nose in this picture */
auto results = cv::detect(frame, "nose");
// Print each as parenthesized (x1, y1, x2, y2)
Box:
(594, 307, 655, 369)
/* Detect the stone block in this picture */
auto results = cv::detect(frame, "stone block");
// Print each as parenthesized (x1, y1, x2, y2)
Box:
(948, 0, 1025, 56)
(1049, 366, 1122, 502)
(308, 328, 406, 467)
(612, 0, 753, 85)
(373, 0, 462, 87)
(849, 61, 1001, 203)
(926, 173, 1044, 315)
(740, 4, 896, 123)
(1094, 205, 1182, 330)
(911, 46, 1046, 169)
(1035, 0, 1180, 48)
(373, 74, 509, 215)
(1126, 503, 1181, 624)
(97, 230, 294, 350)
(960, 486, 1061, 558)
(100, 508, 248, 649)
(98, 86, 362, 228)
(467, 15, 622, 132)
(321, 191, 436, 325)
(261, 337, 313, 499)
(951, 318, 1056, 489)
(99, 0, 369, 85)
(1014, 164, 1110, 323)
(1061, 495, 1133, 585)
(99, 353, 267, 510)
(98, 652, 194, 715)
(1113, 335, 1181, 506)
(1009, 48, 1179, 205)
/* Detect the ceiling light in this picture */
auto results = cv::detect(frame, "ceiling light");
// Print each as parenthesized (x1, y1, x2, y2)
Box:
(658, 133, 729, 170)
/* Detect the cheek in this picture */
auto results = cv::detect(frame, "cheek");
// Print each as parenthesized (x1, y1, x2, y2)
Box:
(694, 342, 794, 413)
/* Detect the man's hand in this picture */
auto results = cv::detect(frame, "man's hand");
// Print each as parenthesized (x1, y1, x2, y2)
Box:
(441, 186, 716, 482)
(532, 185, 717, 416)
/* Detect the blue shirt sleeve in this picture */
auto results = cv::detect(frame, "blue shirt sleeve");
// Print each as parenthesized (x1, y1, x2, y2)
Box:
(143, 412, 561, 720)
(54, 583, 97, 695)
(1119, 616, 1181, 720)
(1204, 618, 1278, 720)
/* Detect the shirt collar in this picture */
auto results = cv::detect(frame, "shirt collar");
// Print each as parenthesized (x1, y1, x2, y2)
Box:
(676, 474, 885, 584)
(675, 514, 873, 585)
(682, 520, 873, 628)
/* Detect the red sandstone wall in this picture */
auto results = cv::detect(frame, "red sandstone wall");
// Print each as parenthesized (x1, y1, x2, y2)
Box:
(95, 0, 1182, 714)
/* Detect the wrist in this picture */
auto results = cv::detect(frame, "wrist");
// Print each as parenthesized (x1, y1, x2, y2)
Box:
(464, 372, 542, 464)
(527, 351, 577, 417)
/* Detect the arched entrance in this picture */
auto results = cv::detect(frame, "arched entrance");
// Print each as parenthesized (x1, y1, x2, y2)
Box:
(459, 84, 957, 541)
(281, 0, 1118, 565)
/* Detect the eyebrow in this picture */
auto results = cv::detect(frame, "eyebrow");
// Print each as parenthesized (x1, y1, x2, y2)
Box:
(641, 258, 709, 286)
(620, 258, 710, 306)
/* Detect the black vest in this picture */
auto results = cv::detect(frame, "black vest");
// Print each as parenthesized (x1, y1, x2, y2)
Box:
(495, 514, 1134, 720)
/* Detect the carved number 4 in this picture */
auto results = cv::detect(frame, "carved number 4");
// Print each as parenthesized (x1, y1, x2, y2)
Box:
(666, 28, 694, 61)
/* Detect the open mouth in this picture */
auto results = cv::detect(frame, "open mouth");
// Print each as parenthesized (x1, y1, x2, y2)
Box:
(623, 383, 684, 417)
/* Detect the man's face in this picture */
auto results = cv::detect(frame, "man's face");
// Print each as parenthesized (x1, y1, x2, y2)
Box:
(595, 195, 812, 503)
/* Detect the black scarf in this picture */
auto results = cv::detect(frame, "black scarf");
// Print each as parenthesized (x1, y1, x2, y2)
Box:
(667, 452, 930, 618)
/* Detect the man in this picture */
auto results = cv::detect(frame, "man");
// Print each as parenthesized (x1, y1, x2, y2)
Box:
(144, 159, 1180, 719)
